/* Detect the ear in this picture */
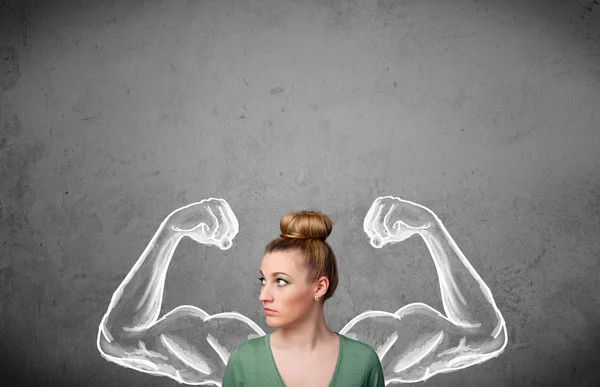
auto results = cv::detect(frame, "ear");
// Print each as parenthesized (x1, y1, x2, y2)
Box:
(315, 276, 329, 298)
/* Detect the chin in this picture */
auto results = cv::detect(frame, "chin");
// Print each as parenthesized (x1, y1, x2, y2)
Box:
(265, 316, 284, 328)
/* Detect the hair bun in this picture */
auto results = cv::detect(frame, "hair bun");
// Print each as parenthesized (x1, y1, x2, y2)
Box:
(280, 211, 332, 241)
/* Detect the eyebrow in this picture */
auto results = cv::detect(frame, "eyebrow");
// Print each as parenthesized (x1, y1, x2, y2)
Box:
(260, 270, 290, 277)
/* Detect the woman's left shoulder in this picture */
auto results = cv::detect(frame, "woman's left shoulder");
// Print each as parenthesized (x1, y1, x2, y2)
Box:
(339, 334, 379, 359)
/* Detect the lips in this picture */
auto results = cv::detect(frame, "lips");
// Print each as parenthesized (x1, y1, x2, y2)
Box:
(263, 308, 277, 315)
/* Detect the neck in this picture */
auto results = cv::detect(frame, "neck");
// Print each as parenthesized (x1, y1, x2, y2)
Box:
(272, 304, 336, 352)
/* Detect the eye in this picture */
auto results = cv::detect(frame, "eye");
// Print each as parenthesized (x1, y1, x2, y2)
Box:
(258, 277, 288, 286)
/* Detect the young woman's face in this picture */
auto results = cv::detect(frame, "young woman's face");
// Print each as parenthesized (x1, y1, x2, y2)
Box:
(259, 249, 316, 328)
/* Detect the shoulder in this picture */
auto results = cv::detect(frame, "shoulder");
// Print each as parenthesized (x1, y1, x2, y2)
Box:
(337, 334, 385, 385)
(236, 335, 266, 351)
(229, 335, 267, 363)
(340, 334, 379, 359)
(339, 335, 382, 369)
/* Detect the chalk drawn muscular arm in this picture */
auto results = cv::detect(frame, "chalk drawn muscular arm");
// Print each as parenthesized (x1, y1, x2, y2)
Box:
(340, 196, 507, 384)
(97, 198, 265, 386)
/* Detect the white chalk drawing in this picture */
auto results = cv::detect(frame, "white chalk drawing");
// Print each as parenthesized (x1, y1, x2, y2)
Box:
(97, 196, 507, 385)
(342, 196, 507, 383)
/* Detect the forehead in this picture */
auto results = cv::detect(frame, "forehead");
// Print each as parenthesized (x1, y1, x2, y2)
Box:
(260, 250, 307, 274)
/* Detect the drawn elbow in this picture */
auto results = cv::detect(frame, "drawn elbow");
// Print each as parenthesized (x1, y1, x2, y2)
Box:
(477, 324, 508, 356)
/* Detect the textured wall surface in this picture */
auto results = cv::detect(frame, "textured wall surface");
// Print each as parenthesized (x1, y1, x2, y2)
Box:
(1, 0, 599, 386)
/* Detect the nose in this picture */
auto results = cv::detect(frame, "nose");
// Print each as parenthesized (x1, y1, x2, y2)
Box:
(259, 286, 272, 303)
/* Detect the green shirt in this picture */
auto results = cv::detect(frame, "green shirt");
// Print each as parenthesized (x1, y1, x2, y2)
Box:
(222, 333, 385, 387)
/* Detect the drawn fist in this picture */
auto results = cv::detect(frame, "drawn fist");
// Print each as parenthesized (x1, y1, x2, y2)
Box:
(168, 198, 239, 250)
(363, 196, 434, 248)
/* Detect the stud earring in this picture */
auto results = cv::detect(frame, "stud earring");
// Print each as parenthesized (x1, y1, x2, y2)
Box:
(314, 295, 319, 301)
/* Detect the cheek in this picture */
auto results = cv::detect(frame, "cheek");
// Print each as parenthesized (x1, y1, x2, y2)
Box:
(282, 288, 312, 311)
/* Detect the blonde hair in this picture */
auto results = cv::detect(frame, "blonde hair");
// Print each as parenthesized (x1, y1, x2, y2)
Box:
(265, 211, 339, 302)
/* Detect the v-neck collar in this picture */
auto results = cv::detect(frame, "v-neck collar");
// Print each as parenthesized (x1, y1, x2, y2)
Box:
(265, 332, 343, 387)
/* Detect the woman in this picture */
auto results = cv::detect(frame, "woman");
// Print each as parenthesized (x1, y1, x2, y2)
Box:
(222, 211, 385, 386)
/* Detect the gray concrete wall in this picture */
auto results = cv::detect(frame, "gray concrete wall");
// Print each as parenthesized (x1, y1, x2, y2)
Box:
(1, 0, 599, 385)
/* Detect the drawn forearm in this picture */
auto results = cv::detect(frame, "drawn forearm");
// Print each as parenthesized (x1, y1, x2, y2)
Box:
(101, 216, 183, 341)
(419, 215, 503, 336)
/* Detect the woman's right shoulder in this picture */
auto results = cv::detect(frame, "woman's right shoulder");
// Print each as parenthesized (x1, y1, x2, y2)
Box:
(231, 334, 267, 358)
